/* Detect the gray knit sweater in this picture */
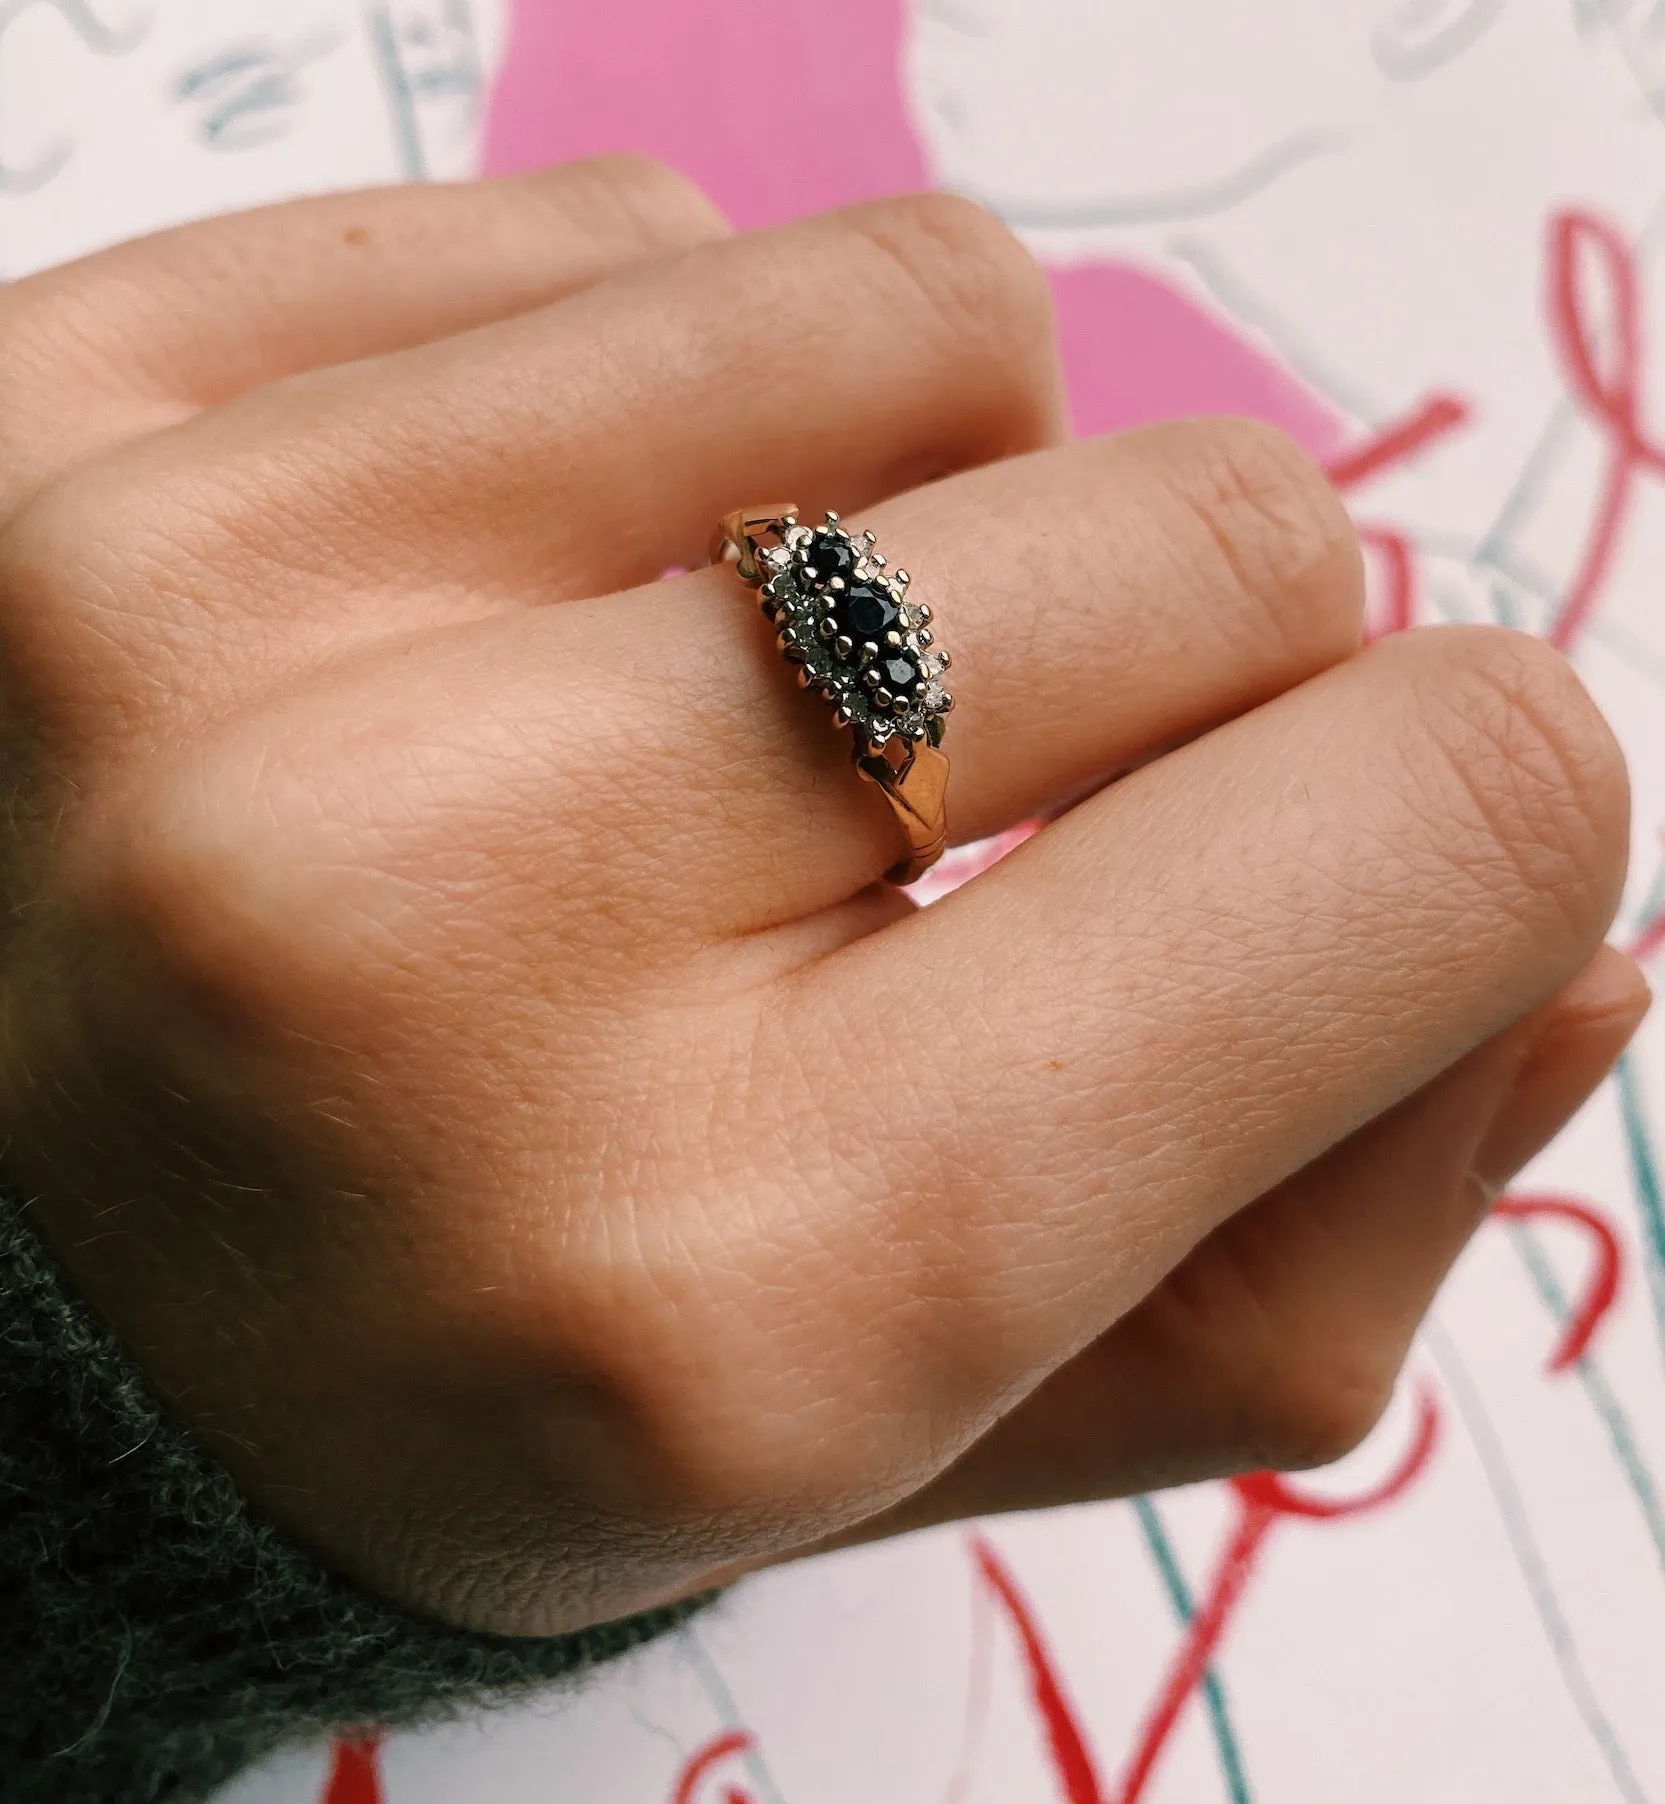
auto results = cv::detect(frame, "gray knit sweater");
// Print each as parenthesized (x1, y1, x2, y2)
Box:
(0, 1189, 707, 1802)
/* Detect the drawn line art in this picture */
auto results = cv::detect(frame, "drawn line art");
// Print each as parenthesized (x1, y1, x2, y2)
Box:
(1626, 838, 1665, 966)
(1507, 1218, 1665, 1578)
(1493, 1194, 1624, 1370)
(0, 0, 143, 52)
(175, 45, 304, 150)
(970, 1532, 1107, 1804)
(1129, 1495, 1256, 1804)
(670, 1728, 758, 1804)
(969, 131, 1349, 233)
(0, 0, 150, 191)
(1543, 208, 1665, 652)
(1470, 181, 1665, 630)
(1615, 1054, 1665, 1383)
(1322, 390, 1473, 634)
(321, 1732, 384, 1804)
(1372, 0, 1510, 81)
(1115, 1391, 1440, 1804)
(365, 3, 429, 180)
(172, 32, 345, 153)
(676, 1625, 790, 1804)
(936, 1548, 997, 1804)
(959, 1401, 1441, 1804)
(1163, 231, 1388, 425)
(1356, 525, 1417, 634)
(1323, 393, 1472, 492)
(1588, 0, 1665, 126)
(914, 0, 996, 36)
(364, 0, 484, 182)
(1632, 909, 1665, 966)
(1286, 210, 1665, 670)
(1425, 1319, 1651, 1804)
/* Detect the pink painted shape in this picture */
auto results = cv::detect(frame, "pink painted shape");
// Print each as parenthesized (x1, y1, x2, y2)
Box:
(484, 2, 1345, 452)
(483, 0, 926, 231)
(1046, 262, 1346, 458)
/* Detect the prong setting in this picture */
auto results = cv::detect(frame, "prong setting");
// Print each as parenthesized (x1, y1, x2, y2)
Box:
(729, 510, 952, 755)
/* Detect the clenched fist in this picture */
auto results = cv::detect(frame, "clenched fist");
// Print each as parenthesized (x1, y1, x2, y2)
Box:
(0, 157, 1643, 1636)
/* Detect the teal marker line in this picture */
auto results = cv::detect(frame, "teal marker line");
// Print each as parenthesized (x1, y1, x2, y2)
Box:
(1131, 1495, 1255, 1804)
(1426, 1320, 1650, 1804)
(678, 1622, 791, 1804)
(1614, 1053, 1665, 1380)
(1634, 853, 1665, 938)
(365, 3, 428, 181)
(1508, 1219, 1665, 1579)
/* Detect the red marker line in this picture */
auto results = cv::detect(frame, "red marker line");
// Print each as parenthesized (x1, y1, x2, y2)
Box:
(1321, 392, 1471, 637)
(971, 1532, 1107, 1804)
(1544, 208, 1665, 653)
(1117, 1387, 1441, 1804)
(671, 1729, 757, 1804)
(321, 1735, 384, 1804)
(1627, 901, 1665, 968)
(1323, 393, 1472, 493)
(1357, 523, 1416, 638)
(1114, 1497, 1274, 1804)
(1494, 1193, 1624, 1371)
(1231, 1389, 1441, 1522)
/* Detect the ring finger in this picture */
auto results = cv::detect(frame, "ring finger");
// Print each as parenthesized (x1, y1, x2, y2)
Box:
(303, 411, 1363, 934)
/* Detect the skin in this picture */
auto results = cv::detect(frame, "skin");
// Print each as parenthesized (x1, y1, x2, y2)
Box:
(0, 155, 1646, 1637)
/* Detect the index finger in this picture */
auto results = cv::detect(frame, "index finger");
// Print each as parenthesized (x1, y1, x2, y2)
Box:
(0, 157, 728, 510)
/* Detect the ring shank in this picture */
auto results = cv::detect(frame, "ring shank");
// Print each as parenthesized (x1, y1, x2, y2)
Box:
(858, 740, 950, 884)
(711, 506, 800, 583)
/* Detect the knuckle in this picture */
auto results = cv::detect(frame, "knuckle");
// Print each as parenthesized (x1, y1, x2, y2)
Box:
(0, 294, 58, 415)
(1408, 625, 1630, 945)
(1159, 1249, 1403, 1476)
(0, 458, 230, 736)
(0, 268, 101, 388)
(602, 1303, 885, 1528)
(0, 473, 121, 684)
(523, 1206, 918, 1534)
(3, 454, 141, 586)
(562, 152, 730, 250)
(0, 271, 160, 507)
(91, 788, 259, 1017)
(78, 731, 345, 1045)
(840, 192, 1059, 396)
(0, 253, 181, 411)
(1240, 1356, 1397, 1473)
(1155, 416, 1364, 672)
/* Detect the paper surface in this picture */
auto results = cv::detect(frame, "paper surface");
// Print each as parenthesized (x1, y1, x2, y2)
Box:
(0, 0, 501, 277)
(8, 4, 1665, 1800)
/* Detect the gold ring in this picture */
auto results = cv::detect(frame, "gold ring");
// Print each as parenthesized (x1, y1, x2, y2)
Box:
(712, 505, 952, 884)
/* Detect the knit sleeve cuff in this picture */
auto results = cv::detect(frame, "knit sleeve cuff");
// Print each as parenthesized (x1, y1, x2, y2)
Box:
(0, 1187, 708, 1804)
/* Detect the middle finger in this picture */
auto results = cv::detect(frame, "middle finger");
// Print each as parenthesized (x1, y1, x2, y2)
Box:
(19, 195, 1067, 759)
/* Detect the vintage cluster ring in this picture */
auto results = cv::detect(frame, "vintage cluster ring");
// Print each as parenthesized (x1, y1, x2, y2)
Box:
(712, 505, 953, 884)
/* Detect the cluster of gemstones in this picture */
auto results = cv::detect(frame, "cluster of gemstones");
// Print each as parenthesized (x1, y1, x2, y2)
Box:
(756, 512, 952, 752)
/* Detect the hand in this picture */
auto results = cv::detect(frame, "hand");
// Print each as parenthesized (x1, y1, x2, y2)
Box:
(0, 159, 1642, 1635)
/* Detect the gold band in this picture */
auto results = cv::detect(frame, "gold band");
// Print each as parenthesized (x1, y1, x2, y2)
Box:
(713, 504, 951, 885)
(711, 506, 799, 584)
(857, 734, 951, 884)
